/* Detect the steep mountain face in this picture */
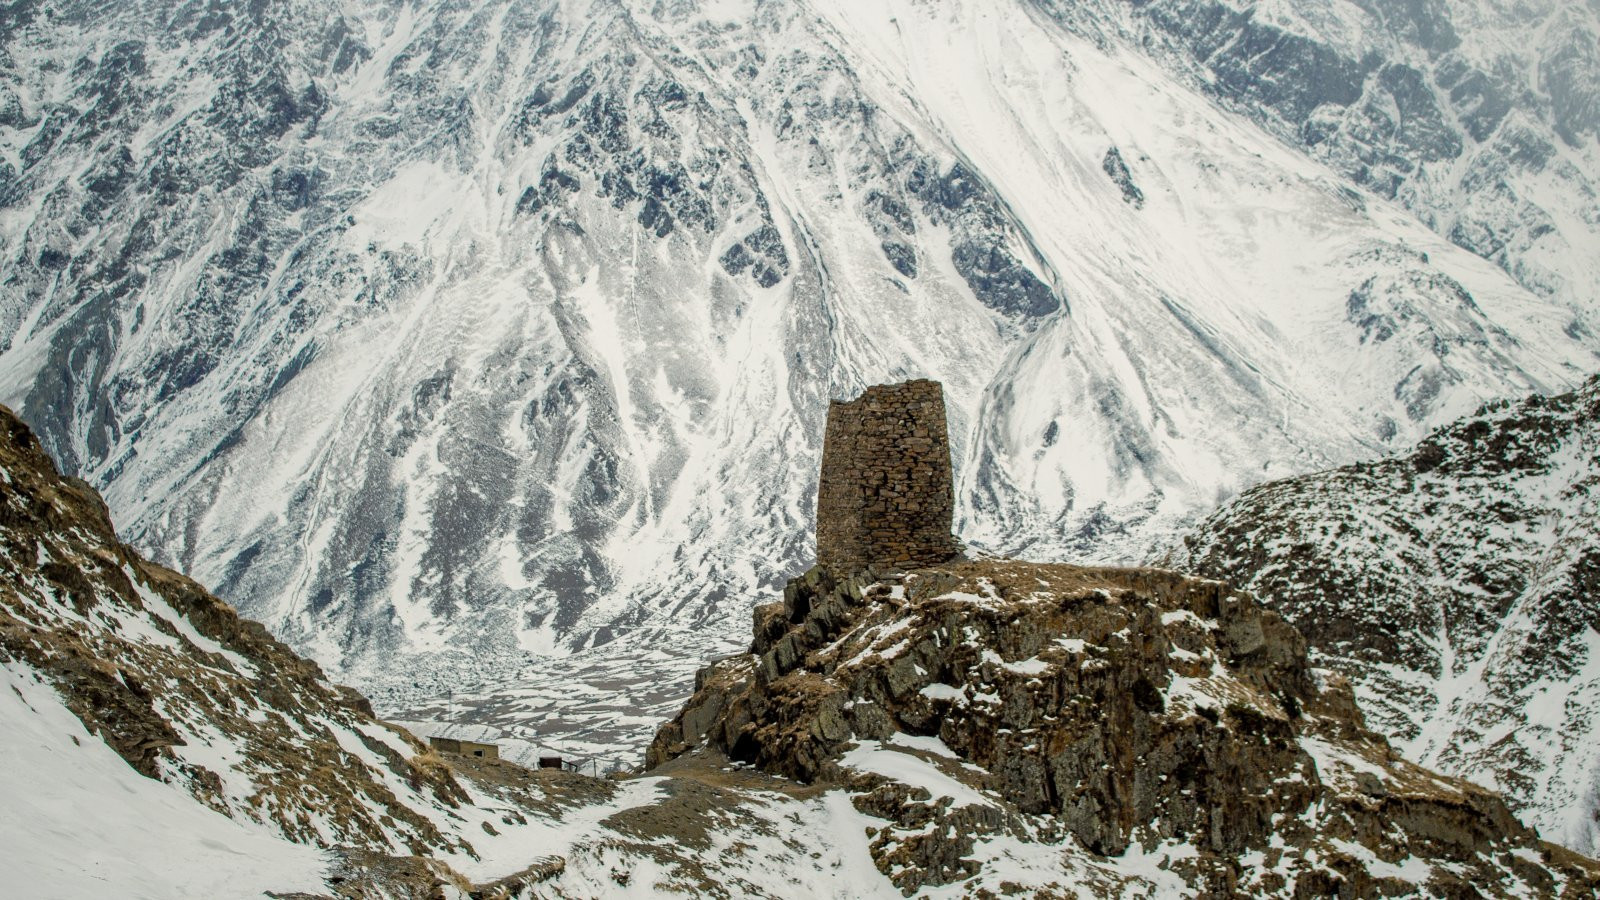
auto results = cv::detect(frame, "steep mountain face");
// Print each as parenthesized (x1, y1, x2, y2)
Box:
(650, 559, 1600, 896)
(1, 0, 1596, 715)
(1165, 376, 1600, 856)
(1042, 0, 1600, 314)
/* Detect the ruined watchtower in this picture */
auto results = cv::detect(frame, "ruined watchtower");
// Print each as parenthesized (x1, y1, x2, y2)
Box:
(816, 379, 959, 573)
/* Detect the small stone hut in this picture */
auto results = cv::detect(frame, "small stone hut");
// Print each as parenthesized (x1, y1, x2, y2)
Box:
(816, 379, 959, 573)
(428, 736, 499, 760)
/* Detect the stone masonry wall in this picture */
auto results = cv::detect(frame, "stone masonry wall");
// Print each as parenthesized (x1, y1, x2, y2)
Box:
(816, 379, 958, 573)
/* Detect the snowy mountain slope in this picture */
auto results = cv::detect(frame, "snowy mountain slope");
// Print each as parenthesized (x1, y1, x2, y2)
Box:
(0, 0, 1595, 721)
(1, 662, 330, 898)
(1164, 376, 1600, 856)
(1031, 0, 1600, 320)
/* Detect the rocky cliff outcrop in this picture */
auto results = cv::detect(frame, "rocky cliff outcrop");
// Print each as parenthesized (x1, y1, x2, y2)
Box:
(1166, 374, 1600, 856)
(649, 559, 1600, 896)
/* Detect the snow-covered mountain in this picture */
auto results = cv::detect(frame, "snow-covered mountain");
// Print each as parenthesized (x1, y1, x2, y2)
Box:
(1, 0, 1596, 725)
(1165, 375, 1600, 856)
(1050, 0, 1600, 314)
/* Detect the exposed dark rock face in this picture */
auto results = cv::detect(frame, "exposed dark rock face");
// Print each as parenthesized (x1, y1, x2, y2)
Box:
(1101, 147, 1144, 208)
(648, 559, 1600, 895)
(816, 380, 958, 574)
(908, 160, 1061, 319)
(1167, 375, 1600, 856)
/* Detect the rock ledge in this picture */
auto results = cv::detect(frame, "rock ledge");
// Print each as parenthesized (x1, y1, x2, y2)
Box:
(649, 559, 1600, 896)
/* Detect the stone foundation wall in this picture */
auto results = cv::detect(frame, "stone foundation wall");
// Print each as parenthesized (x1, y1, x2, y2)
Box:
(816, 379, 958, 573)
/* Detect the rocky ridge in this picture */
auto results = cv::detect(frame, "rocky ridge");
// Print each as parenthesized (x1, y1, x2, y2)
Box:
(0, 402, 479, 857)
(1165, 374, 1600, 856)
(649, 559, 1600, 896)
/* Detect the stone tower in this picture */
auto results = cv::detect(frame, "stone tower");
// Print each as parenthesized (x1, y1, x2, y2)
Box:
(816, 379, 959, 573)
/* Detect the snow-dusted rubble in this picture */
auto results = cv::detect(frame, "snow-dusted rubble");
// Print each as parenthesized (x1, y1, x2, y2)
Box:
(0, 0, 1596, 747)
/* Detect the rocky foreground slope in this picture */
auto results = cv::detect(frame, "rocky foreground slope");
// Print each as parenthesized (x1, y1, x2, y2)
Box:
(1166, 375, 1600, 857)
(0, 402, 477, 858)
(0, 399, 911, 898)
(650, 560, 1600, 896)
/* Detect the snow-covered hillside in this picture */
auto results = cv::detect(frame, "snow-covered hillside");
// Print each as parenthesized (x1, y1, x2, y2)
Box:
(1, 663, 330, 898)
(1047, 0, 1600, 315)
(1166, 376, 1600, 855)
(1, 0, 1595, 732)
(0, 398, 485, 891)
